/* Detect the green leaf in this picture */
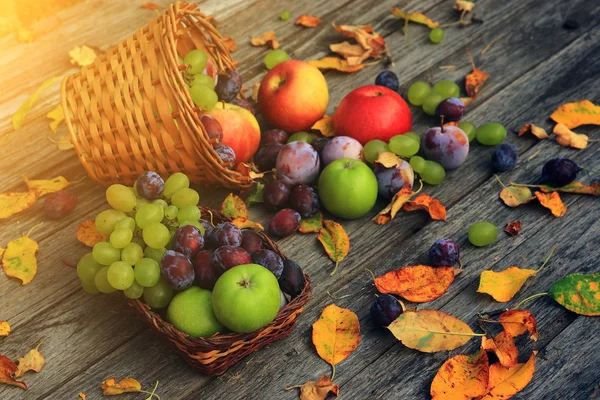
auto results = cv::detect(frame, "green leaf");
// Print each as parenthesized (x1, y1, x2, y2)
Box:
(246, 182, 265, 207)
(549, 272, 600, 316)
(299, 212, 323, 233)
(220, 193, 248, 219)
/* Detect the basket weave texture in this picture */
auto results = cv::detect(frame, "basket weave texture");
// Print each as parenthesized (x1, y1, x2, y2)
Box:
(61, 2, 252, 189)
(128, 207, 312, 376)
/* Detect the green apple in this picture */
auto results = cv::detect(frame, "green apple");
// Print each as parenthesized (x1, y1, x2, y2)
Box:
(318, 158, 378, 219)
(167, 287, 224, 337)
(212, 264, 280, 333)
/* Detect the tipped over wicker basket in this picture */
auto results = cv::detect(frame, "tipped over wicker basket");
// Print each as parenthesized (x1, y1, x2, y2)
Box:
(128, 207, 312, 376)
(61, 2, 253, 189)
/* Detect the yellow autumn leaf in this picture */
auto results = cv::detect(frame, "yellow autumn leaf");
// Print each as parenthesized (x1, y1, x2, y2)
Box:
(77, 219, 108, 247)
(50, 135, 74, 150)
(0, 320, 10, 337)
(553, 123, 588, 150)
(231, 217, 264, 231)
(309, 57, 368, 73)
(12, 76, 59, 130)
(69, 45, 97, 67)
(390, 8, 440, 28)
(374, 151, 401, 168)
(15, 343, 45, 378)
(311, 115, 334, 137)
(454, 0, 476, 13)
(0, 191, 39, 220)
(24, 176, 70, 197)
(477, 267, 537, 302)
(550, 100, 600, 129)
(250, 30, 279, 49)
(2, 234, 39, 285)
(47, 104, 64, 133)
(101, 377, 142, 395)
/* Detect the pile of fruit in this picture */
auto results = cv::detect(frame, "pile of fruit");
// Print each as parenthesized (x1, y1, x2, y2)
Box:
(76, 171, 306, 337)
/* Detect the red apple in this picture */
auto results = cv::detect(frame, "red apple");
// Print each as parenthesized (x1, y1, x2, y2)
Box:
(203, 103, 260, 164)
(258, 60, 329, 132)
(333, 85, 412, 145)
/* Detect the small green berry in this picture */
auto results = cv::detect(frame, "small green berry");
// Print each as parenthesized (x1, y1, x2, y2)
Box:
(280, 10, 291, 21)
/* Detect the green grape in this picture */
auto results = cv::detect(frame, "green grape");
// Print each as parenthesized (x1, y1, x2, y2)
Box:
(136, 197, 150, 210)
(458, 121, 477, 142)
(178, 220, 205, 234)
(264, 49, 290, 70)
(134, 258, 161, 287)
(165, 205, 178, 220)
(189, 85, 218, 110)
(95, 266, 117, 293)
(433, 80, 460, 99)
(131, 184, 140, 198)
(287, 132, 315, 144)
(409, 156, 427, 173)
(81, 280, 100, 295)
(422, 92, 445, 116)
(280, 10, 291, 21)
(407, 81, 431, 106)
(106, 184, 137, 212)
(429, 28, 444, 44)
(121, 242, 144, 266)
(124, 281, 144, 299)
(152, 199, 168, 209)
(115, 217, 136, 231)
(131, 235, 146, 247)
(177, 205, 201, 224)
(363, 140, 390, 164)
(95, 209, 127, 234)
(135, 203, 164, 229)
(163, 172, 190, 198)
(109, 228, 133, 249)
(420, 160, 446, 185)
(468, 221, 498, 247)
(405, 132, 421, 142)
(144, 247, 167, 263)
(143, 222, 171, 249)
(107, 261, 135, 290)
(389, 134, 420, 157)
(143, 278, 174, 309)
(171, 187, 199, 208)
(476, 122, 507, 146)
(92, 242, 121, 265)
(190, 74, 215, 88)
(184, 49, 208, 74)
(77, 253, 104, 285)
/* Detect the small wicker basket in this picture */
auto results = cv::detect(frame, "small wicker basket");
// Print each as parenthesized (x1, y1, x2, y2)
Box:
(61, 2, 252, 189)
(128, 207, 312, 376)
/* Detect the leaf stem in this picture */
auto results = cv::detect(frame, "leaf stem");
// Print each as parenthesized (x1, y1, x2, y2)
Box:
(331, 364, 336, 381)
(580, 166, 600, 175)
(25, 222, 44, 237)
(493, 174, 507, 188)
(364, 268, 376, 281)
(512, 292, 549, 310)
(330, 262, 340, 277)
(537, 243, 558, 273)
(422, 330, 486, 337)
(141, 381, 160, 400)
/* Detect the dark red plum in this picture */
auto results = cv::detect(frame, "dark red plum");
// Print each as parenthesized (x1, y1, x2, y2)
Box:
(435, 97, 465, 123)
(370, 294, 403, 327)
(200, 114, 223, 142)
(429, 238, 460, 266)
(136, 171, 164, 200)
(254, 144, 283, 171)
(263, 180, 291, 209)
(290, 185, 319, 218)
(214, 222, 242, 247)
(261, 129, 289, 146)
(241, 230, 263, 254)
(213, 245, 252, 273)
(193, 249, 219, 290)
(44, 190, 77, 219)
(421, 126, 469, 170)
(279, 259, 305, 298)
(214, 144, 236, 165)
(172, 225, 204, 259)
(374, 160, 414, 199)
(268, 208, 301, 237)
(231, 99, 254, 114)
(214, 70, 242, 102)
(160, 250, 195, 290)
(252, 249, 284, 279)
(199, 220, 218, 248)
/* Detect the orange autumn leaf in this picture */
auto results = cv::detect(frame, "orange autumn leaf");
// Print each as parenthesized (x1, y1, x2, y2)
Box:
(141, 1, 159, 10)
(101, 377, 142, 395)
(77, 219, 108, 247)
(0, 321, 10, 337)
(0, 190, 39, 220)
(309, 57, 367, 73)
(24, 176, 71, 197)
(250, 30, 279, 49)
(390, 8, 440, 28)
(550, 100, 600, 129)
(311, 115, 335, 137)
(332, 24, 387, 58)
(430, 348, 489, 400)
(477, 267, 537, 302)
(295, 15, 321, 28)
(285, 374, 339, 400)
(317, 220, 350, 276)
(299, 212, 323, 233)
(553, 123, 588, 149)
(2, 234, 39, 285)
(540, 181, 600, 196)
(454, 0, 476, 13)
(330, 41, 366, 58)
(15, 343, 45, 378)
(518, 123, 548, 139)
(479, 352, 537, 400)
(535, 191, 567, 217)
(231, 217, 264, 231)
(498, 310, 538, 341)
(79, 393, 87, 400)
(375, 187, 416, 225)
(0, 355, 27, 390)
(482, 331, 518, 368)
(221, 193, 249, 220)
(312, 304, 360, 378)
(504, 220, 522, 237)
(222, 36, 237, 52)
(402, 194, 447, 221)
(465, 49, 490, 98)
(374, 265, 461, 302)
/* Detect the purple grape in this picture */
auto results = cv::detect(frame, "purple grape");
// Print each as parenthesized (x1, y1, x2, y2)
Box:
(491, 143, 519, 172)
(290, 185, 319, 218)
(213, 245, 252, 273)
(241, 230, 263, 254)
(374, 161, 414, 199)
(429, 238, 460, 266)
(254, 144, 283, 171)
(370, 294, 402, 327)
(276, 141, 320, 185)
(279, 259, 305, 298)
(193, 249, 219, 290)
(200, 114, 223, 142)
(263, 180, 291, 209)
(231, 98, 255, 114)
(214, 70, 242, 102)
(44, 190, 77, 219)
(375, 70, 399, 92)
(261, 129, 289, 146)
(251, 249, 284, 279)
(172, 225, 204, 260)
(214, 144, 236, 165)
(136, 171, 164, 200)
(435, 98, 465, 123)
(268, 209, 301, 237)
(160, 250, 195, 290)
(541, 157, 580, 187)
(214, 222, 242, 247)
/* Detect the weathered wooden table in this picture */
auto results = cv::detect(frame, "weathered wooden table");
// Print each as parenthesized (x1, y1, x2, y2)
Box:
(1, 0, 599, 399)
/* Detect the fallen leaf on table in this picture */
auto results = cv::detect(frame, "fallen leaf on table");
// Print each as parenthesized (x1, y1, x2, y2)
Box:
(402, 194, 447, 221)
(479, 351, 536, 400)
(504, 220, 522, 236)
(374, 265, 460, 302)
(499, 186, 535, 207)
(295, 15, 321, 28)
(24, 176, 70, 197)
(77, 219, 108, 247)
(539, 181, 600, 195)
(221, 193, 248, 219)
(141, 1, 159, 10)
(478, 267, 537, 302)
(518, 123, 548, 139)
(17, 28, 35, 43)
(332, 24, 387, 58)
(388, 309, 482, 352)
(52, 135, 74, 150)
(231, 217, 264, 231)
(309, 57, 368, 73)
(535, 191, 567, 217)
(250, 30, 279, 49)
(0, 355, 27, 390)
(0, 321, 10, 337)
(549, 272, 600, 316)
(222, 36, 237, 52)
(0, 191, 39, 220)
(312, 304, 360, 379)
(15, 343, 44, 378)
(390, 8, 440, 28)
(430, 348, 489, 400)
(47, 104, 64, 133)
(251, 82, 260, 102)
(482, 331, 518, 368)
(374, 151, 402, 168)
(454, 0, 476, 13)
(101, 377, 141, 395)
(12, 76, 58, 130)
(330, 41, 367, 59)
(498, 310, 538, 341)
(553, 123, 588, 149)
(246, 182, 265, 206)
(2, 234, 39, 285)
(317, 220, 349, 276)
(311, 115, 334, 137)
(79, 393, 87, 400)
(299, 212, 323, 233)
(465, 49, 490, 98)
(284, 374, 339, 400)
(375, 187, 416, 225)
(550, 99, 600, 129)
(69, 45, 97, 67)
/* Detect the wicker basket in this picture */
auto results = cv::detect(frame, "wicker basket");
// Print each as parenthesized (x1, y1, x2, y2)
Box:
(60, 2, 253, 189)
(128, 207, 312, 376)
